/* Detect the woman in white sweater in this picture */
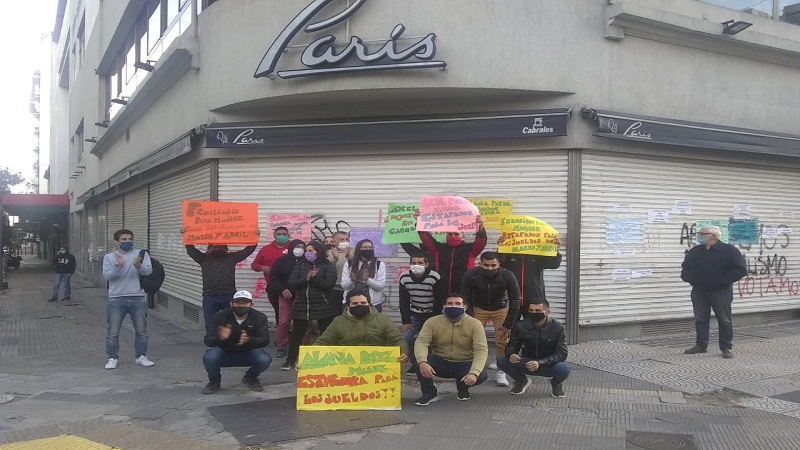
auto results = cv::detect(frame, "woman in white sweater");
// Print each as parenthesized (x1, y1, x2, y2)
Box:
(341, 239, 387, 312)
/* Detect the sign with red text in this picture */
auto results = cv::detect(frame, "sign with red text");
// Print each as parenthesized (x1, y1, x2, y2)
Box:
(267, 214, 312, 242)
(499, 215, 559, 256)
(181, 200, 259, 245)
(416, 196, 479, 233)
(297, 346, 401, 411)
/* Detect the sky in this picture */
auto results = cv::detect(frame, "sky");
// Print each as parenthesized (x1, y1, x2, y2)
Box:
(1, 1, 58, 192)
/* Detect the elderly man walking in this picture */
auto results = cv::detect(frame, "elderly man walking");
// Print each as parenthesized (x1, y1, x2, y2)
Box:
(680, 225, 747, 359)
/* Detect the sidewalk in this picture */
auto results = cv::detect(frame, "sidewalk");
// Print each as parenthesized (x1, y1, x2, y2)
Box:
(2, 256, 800, 449)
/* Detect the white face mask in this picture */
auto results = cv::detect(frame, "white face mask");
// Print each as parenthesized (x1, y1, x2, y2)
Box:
(292, 248, 304, 257)
(409, 265, 426, 275)
(338, 242, 350, 250)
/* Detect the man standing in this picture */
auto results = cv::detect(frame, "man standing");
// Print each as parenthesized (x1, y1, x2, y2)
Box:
(328, 231, 351, 309)
(49, 245, 76, 302)
(398, 254, 443, 375)
(251, 227, 291, 320)
(102, 229, 154, 370)
(202, 290, 272, 394)
(460, 252, 521, 387)
(497, 236, 562, 320)
(681, 225, 747, 359)
(180, 227, 259, 332)
(414, 294, 488, 406)
(497, 298, 569, 398)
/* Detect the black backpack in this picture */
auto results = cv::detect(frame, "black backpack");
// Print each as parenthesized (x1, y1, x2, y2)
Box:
(138, 249, 166, 294)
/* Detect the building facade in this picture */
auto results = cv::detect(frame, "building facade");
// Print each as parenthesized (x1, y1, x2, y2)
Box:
(52, 0, 800, 342)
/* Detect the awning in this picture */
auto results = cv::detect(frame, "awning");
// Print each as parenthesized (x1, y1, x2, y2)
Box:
(584, 109, 800, 158)
(0, 193, 69, 217)
(205, 109, 571, 148)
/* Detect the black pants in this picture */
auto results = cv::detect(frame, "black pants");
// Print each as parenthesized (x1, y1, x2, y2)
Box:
(286, 317, 334, 365)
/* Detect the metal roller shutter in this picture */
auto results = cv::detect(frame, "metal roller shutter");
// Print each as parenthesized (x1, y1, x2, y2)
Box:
(107, 197, 123, 253)
(149, 163, 212, 307)
(218, 151, 570, 326)
(580, 152, 800, 326)
(123, 187, 149, 249)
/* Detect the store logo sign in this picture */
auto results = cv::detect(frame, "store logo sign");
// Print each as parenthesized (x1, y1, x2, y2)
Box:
(608, 119, 652, 140)
(522, 117, 554, 134)
(254, 0, 447, 79)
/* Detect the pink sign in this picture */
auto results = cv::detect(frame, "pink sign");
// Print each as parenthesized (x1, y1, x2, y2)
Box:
(416, 196, 480, 232)
(267, 214, 312, 242)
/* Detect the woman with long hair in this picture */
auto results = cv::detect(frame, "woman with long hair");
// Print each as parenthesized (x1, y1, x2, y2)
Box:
(341, 239, 387, 312)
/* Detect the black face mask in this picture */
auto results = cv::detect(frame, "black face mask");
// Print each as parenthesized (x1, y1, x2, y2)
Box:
(349, 305, 370, 318)
(325, 244, 336, 250)
(232, 307, 250, 317)
(528, 312, 546, 323)
(360, 249, 375, 260)
(481, 268, 499, 278)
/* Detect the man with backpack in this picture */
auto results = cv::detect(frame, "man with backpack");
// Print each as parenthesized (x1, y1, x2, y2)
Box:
(102, 229, 154, 370)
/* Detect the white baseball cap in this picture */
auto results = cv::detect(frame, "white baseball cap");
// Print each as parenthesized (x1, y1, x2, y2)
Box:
(232, 290, 253, 301)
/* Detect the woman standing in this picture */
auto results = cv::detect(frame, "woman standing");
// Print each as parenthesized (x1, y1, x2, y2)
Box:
(341, 239, 387, 312)
(283, 241, 339, 370)
(268, 239, 311, 358)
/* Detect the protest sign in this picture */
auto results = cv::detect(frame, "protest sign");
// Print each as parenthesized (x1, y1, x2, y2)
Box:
(382, 203, 421, 244)
(267, 214, 312, 242)
(466, 198, 513, 230)
(416, 196, 479, 233)
(297, 346, 401, 411)
(181, 200, 259, 245)
(350, 227, 398, 258)
(498, 215, 559, 256)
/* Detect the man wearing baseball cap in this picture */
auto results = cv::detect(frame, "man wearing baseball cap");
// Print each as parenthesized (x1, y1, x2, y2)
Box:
(202, 290, 272, 394)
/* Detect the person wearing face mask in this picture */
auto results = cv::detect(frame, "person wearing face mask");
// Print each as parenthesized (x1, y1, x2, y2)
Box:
(341, 239, 387, 312)
(681, 225, 747, 359)
(49, 245, 76, 302)
(398, 254, 443, 375)
(414, 294, 488, 406)
(251, 227, 292, 323)
(496, 298, 569, 398)
(460, 251, 521, 388)
(180, 228, 260, 333)
(413, 209, 487, 296)
(202, 290, 272, 394)
(268, 239, 312, 358)
(313, 289, 410, 362)
(496, 235, 563, 321)
(284, 241, 339, 370)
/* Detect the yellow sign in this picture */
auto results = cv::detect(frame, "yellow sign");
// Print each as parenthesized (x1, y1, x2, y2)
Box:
(467, 198, 513, 230)
(296, 346, 401, 411)
(499, 215, 559, 256)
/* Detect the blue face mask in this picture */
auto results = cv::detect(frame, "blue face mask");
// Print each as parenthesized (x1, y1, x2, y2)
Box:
(443, 306, 465, 321)
(119, 242, 134, 252)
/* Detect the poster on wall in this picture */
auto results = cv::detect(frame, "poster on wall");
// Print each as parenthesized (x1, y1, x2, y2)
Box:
(498, 215, 559, 256)
(728, 218, 759, 245)
(181, 200, 259, 245)
(605, 216, 645, 244)
(349, 227, 398, 258)
(267, 213, 312, 242)
(416, 196, 480, 232)
(465, 198, 513, 230)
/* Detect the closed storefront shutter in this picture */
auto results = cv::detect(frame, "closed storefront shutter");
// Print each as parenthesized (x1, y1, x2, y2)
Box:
(123, 187, 149, 249)
(580, 152, 800, 326)
(149, 163, 212, 307)
(218, 151, 570, 326)
(107, 197, 123, 253)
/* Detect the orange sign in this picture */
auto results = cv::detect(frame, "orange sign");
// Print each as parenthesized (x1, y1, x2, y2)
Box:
(182, 200, 259, 245)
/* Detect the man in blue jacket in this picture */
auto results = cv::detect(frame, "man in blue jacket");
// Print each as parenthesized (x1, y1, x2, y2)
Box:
(681, 225, 747, 359)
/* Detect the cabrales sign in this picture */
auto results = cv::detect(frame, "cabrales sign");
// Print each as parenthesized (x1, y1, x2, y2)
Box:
(254, 0, 447, 79)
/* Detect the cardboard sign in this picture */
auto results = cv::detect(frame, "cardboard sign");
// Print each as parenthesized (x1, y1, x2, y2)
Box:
(382, 203, 421, 244)
(296, 346, 401, 411)
(466, 198, 513, 230)
(498, 215, 559, 256)
(416, 196, 479, 233)
(267, 214, 312, 242)
(181, 200, 259, 245)
(349, 227, 398, 258)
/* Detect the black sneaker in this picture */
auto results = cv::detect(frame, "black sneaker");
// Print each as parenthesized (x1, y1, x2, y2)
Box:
(405, 365, 417, 376)
(202, 381, 220, 395)
(510, 377, 533, 395)
(456, 390, 471, 401)
(241, 376, 263, 392)
(48, 298, 57, 302)
(281, 361, 294, 371)
(276, 349, 287, 358)
(61, 297, 71, 302)
(551, 383, 565, 398)
(414, 393, 439, 406)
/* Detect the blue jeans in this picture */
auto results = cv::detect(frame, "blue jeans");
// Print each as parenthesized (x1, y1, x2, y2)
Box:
(106, 296, 148, 359)
(52, 273, 71, 299)
(203, 347, 272, 382)
(403, 315, 428, 365)
(691, 287, 733, 350)
(418, 353, 488, 397)
(203, 294, 234, 332)
(496, 356, 571, 386)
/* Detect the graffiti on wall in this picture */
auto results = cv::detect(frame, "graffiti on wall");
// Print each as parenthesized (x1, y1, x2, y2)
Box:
(311, 214, 351, 241)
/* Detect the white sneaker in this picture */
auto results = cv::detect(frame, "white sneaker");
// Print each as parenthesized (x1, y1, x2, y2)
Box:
(495, 371, 509, 387)
(488, 361, 498, 370)
(135, 355, 155, 367)
(104, 358, 118, 370)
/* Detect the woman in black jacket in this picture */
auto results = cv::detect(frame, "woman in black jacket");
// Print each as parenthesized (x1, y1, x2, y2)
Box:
(268, 239, 310, 358)
(283, 240, 338, 370)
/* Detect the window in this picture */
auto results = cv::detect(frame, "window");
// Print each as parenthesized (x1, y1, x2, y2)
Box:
(74, 120, 84, 166)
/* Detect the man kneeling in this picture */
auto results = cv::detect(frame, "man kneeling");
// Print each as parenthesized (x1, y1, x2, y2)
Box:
(202, 290, 272, 394)
(497, 298, 569, 398)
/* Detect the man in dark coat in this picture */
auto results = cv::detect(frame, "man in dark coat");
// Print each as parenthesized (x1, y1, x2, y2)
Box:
(50, 245, 76, 302)
(497, 235, 562, 320)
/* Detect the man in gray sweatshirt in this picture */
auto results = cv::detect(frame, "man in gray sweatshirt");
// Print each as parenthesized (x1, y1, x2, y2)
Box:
(102, 229, 154, 370)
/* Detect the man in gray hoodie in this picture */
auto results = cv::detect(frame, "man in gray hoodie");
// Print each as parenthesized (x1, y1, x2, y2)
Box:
(102, 229, 154, 370)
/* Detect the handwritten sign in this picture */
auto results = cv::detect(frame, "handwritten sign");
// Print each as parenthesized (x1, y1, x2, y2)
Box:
(349, 227, 398, 258)
(181, 200, 259, 245)
(647, 209, 669, 224)
(498, 215, 559, 256)
(297, 346, 401, 411)
(466, 198, 513, 230)
(695, 219, 729, 244)
(267, 214, 312, 242)
(382, 203, 421, 244)
(728, 218, 759, 245)
(416, 196, 479, 232)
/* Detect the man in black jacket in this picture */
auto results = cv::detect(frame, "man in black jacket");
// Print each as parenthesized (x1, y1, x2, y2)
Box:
(461, 251, 521, 387)
(497, 298, 569, 398)
(49, 245, 76, 302)
(681, 225, 747, 359)
(497, 235, 562, 320)
(202, 290, 271, 394)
